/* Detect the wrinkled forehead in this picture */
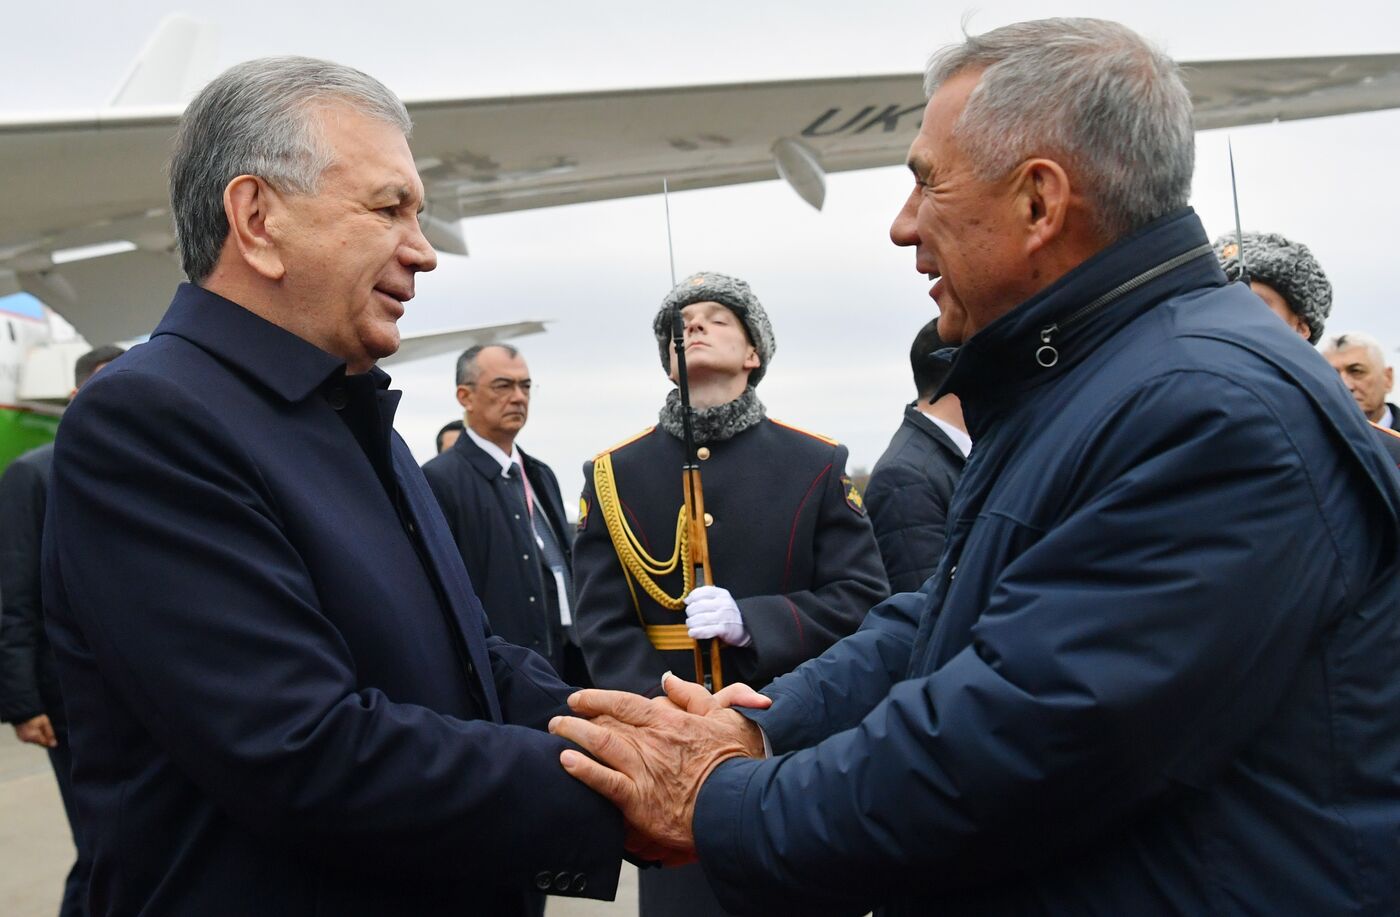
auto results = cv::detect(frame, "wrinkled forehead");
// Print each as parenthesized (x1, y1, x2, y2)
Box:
(1330, 345, 1386, 368)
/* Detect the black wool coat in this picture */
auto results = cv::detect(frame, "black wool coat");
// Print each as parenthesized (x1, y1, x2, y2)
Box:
(0, 443, 61, 726)
(42, 284, 621, 916)
(422, 434, 576, 677)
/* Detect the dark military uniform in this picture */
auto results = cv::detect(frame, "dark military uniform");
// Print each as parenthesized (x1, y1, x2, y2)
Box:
(576, 415, 889, 917)
(574, 417, 889, 696)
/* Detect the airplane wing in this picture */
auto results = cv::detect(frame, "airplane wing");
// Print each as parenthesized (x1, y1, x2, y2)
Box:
(383, 320, 547, 365)
(3, 52, 1399, 343)
(1184, 55, 1400, 130)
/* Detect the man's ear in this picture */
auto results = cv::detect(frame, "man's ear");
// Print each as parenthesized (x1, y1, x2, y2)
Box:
(224, 175, 286, 281)
(742, 346, 761, 371)
(456, 383, 472, 411)
(1016, 158, 1072, 256)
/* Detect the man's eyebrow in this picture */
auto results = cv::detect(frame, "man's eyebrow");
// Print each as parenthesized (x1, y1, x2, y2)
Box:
(374, 184, 425, 212)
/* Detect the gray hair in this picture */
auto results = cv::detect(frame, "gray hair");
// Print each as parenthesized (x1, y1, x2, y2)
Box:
(456, 343, 521, 386)
(1322, 331, 1389, 368)
(170, 56, 412, 283)
(925, 18, 1194, 241)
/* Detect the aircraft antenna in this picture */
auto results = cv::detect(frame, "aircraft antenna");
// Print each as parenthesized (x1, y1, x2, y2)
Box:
(1228, 138, 1250, 285)
(663, 179, 677, 286)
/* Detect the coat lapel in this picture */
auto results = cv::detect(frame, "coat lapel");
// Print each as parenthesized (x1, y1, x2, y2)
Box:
(390, 435, 503, 722)
(903, 406, 967, 467)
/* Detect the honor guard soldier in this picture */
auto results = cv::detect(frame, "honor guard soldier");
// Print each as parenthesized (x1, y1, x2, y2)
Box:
(572, 271, 889, 917)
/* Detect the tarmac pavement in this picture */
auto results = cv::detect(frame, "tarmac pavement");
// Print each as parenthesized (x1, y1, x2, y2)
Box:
(0, 729, 637, 916)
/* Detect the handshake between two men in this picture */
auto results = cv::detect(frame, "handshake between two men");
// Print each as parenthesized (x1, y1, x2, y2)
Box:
(549, 673, 771, 866)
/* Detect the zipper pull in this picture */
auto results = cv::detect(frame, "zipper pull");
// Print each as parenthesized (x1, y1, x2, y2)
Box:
(1036, 324, 1059, 368)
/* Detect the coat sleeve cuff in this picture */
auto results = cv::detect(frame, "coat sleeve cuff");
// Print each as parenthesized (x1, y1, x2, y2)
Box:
(694, 755, 765, 905)
(735, 686, 814, 754)
(0, 698, 44, 724)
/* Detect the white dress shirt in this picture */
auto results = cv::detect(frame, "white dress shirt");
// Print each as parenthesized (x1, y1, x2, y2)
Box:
(918, 407, 972, 458)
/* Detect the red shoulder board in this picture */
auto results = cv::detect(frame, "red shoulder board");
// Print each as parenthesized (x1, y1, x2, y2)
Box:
(1370, 420, 1400, 442)
(769, 417, 839, 446)
(594, 426, 655, 459)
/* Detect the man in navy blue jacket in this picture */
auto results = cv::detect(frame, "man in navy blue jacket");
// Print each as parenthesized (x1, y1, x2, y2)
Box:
(552, 18, 1400, 916)
(42, 57, 621, 916)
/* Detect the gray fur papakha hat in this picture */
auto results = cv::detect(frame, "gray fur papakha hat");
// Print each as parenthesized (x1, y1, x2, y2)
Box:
(653, 271, 776, 385)
(1213, 231, 1332, 344)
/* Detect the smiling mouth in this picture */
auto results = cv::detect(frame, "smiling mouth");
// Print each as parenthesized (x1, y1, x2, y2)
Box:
(374, 286, 412, 312)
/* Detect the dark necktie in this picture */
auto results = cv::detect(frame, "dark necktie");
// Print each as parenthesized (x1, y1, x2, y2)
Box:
(509, 464, 573, 626)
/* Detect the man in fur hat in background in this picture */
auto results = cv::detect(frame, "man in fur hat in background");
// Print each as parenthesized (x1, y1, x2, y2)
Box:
(1214, 231, 1331, 345)
(572, 270, 889, 916)
(1215, 230, 1400, 465)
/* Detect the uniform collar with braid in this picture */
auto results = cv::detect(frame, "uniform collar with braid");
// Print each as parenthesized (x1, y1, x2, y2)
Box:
(657, 385, 766, 444)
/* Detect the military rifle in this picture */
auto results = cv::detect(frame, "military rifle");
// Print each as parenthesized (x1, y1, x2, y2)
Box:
(665, 180, 723, 690)
(671, 300, 723, 689)
(1228, 138, 1251, 284)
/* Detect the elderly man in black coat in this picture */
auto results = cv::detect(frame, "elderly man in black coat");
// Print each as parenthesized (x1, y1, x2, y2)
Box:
(422, 343, 588, 685)
(41, 57, 622, 916)
(865, 319, 969, 593)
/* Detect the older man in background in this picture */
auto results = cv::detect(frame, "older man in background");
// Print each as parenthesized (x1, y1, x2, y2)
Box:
(1323, 330, 1398, 430)
(553, 18, 1400, 916)
(42, 58, 621, 916)
(424, 344, 587, 685)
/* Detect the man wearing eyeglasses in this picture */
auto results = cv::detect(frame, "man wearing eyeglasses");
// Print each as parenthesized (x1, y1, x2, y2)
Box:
(423, 344, 588, 687)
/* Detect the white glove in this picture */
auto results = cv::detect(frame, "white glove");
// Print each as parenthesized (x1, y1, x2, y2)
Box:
(684, 584, 751, 647)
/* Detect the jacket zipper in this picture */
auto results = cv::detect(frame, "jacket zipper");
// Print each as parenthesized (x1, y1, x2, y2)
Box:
(1036, 242, 1214, 368)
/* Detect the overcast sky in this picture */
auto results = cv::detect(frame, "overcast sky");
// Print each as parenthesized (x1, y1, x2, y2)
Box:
(5, 1, 1399, 501)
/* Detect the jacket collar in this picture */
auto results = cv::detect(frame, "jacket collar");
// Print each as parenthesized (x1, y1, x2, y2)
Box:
(463, 426, 520, 475)
(151, 283, 382, 402)
(902, 403, 967, 461)
(940, 208, 1224, 436)
(452, 429, 539, 483)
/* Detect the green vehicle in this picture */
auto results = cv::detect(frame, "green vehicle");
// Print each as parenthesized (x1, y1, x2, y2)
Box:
(0, 293, 66, 469)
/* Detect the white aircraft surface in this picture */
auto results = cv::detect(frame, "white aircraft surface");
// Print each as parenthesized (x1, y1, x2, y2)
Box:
(2, 15, 1400, 466)
(6, 16, 1400, 346)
